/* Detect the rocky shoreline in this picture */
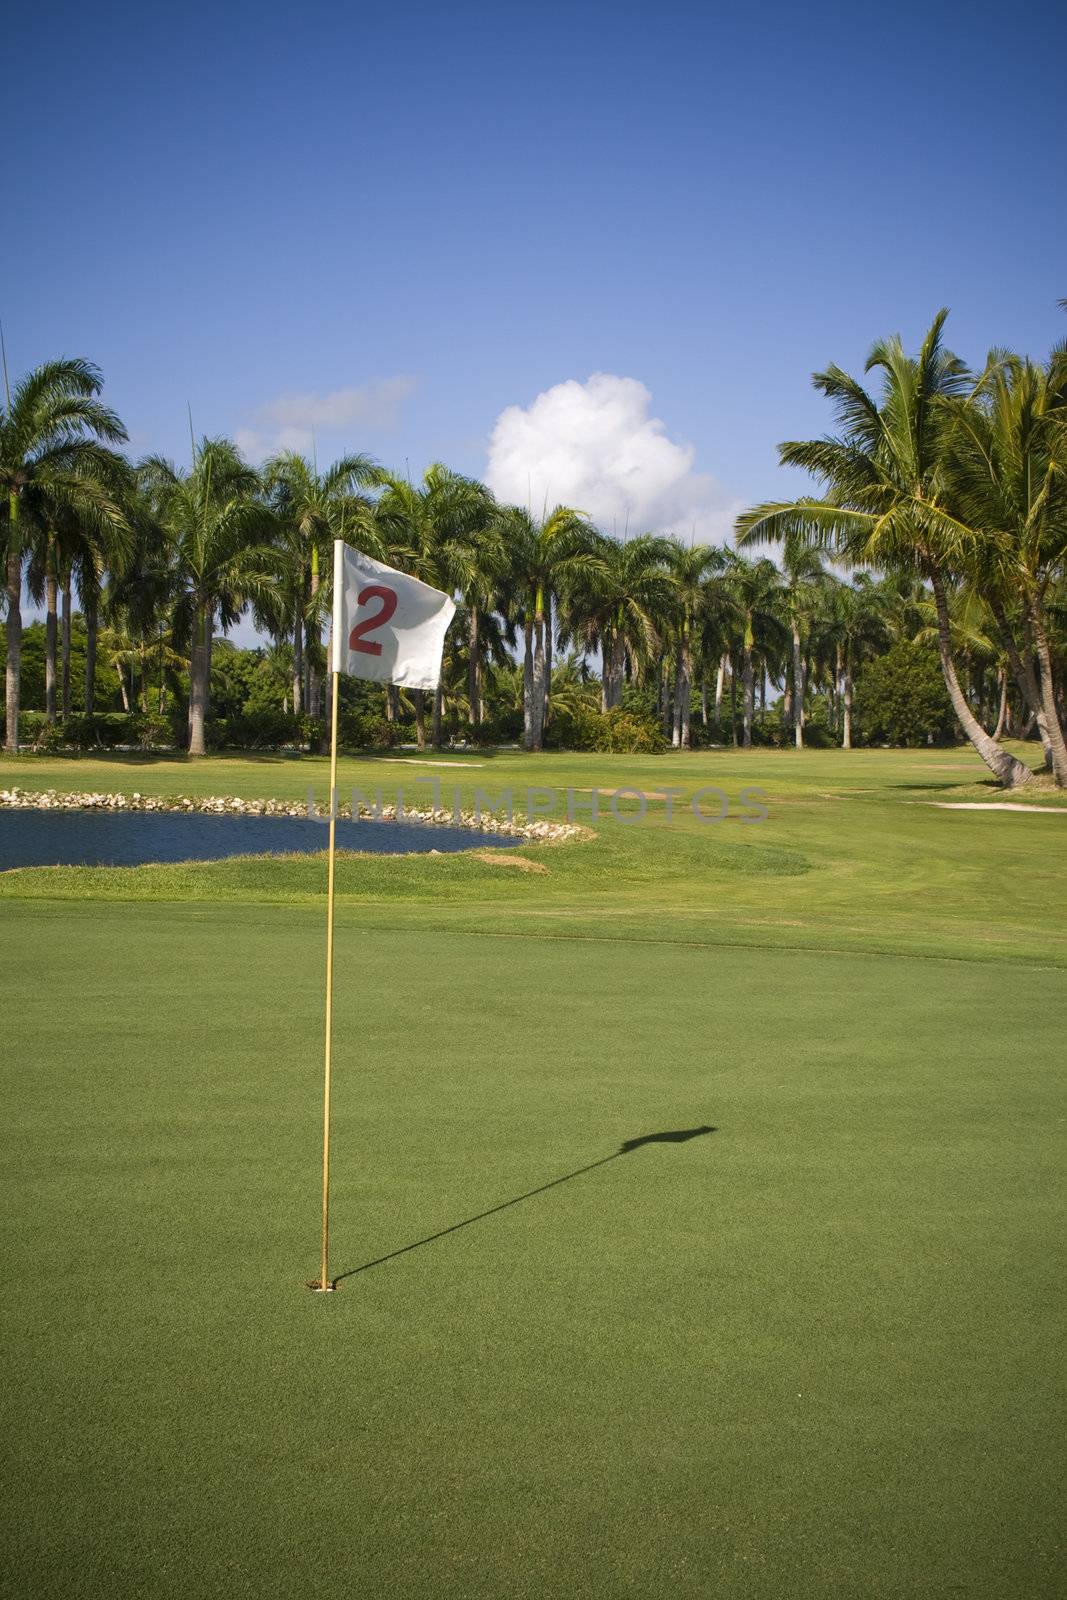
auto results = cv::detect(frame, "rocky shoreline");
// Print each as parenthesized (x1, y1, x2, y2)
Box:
(0, 787, 590, 846)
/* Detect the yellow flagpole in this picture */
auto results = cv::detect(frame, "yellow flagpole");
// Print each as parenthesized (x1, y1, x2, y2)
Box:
(315, 534, 347, 1294)
(318, 664, 341, 1291)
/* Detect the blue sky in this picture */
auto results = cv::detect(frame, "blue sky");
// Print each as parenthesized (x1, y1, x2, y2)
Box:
(8, 0, 1066, 570)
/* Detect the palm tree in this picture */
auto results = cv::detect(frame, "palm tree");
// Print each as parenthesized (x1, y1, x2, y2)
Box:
(779, 538, 827, 748)
(263, 451, 383, 719)
(736, 311, 1036, 788)
(428, 476, 505, 732)
(559, 533, 676, 714)
(723, 554, 787, 747)
(828, 575, 890, 747)
(26, 486, 136, 722)
(665, 542, 724, 748)
(140, 439, 279, 754)
(498, 505, 596, 750)
(2, 358, 128, 749)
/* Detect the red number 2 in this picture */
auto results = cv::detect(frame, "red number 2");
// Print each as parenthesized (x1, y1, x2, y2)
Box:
(349, 585, 398, 656)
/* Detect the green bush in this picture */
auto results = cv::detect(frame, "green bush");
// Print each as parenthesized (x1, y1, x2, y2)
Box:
(797, 698, 836, 749)
(337, 711, 400, 751)
(17, 711, 63, 751)
(446, 715, 520, 748)
(13, 711, 172, 751)
(854, 642, 957, 747)
(544, 705, 667, 753)
(594, 709, 668, 753)
(543, 704, 602, 750)
(130, 712, 173, 749)
(212, 709, 305, 749)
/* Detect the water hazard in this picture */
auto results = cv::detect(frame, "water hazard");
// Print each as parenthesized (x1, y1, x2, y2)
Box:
(0, 809, 514, 869)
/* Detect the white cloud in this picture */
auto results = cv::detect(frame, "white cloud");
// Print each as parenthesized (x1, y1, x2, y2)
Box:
(486, 373, 739, 541)
(236, 375, 416, 461)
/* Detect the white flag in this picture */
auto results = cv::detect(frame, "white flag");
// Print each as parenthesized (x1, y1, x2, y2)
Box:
(329, 542, 456, 690)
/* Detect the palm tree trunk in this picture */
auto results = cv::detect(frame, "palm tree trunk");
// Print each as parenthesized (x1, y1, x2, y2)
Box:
(730, 657, 739, 747)
(45, 561, 58, 723)
(679, 632, 692, 749)
(842, 651, 853, 750)
(61, 584, 72, 718)
(522, 618, 535, 750)
(292, 607, 303, 715)
(468, 606, 481, 727)
(1027, 597, 1067, 787)
(931, 573, 1032, 788)
(714, 654, 726, 732)
(701, 676, 708, 728)
(307, 553, 320, 722)
(992, 668, 1008, 741)
(5, 541, 22, 751)
(671, 653, 683, 748)
(84, 595, 98, 715)
(530, 607, 547, 750)
(833, 644, 843, 737)
(414, 689, 426, 751)
(116, 663, 130, 713)
(603, 632, 624, 711)
(792, 618, 803, 749)
(542, 596, 553, 732)
(432, 684, 443, 749)
(188, 605, 213, 756)
(742, 644, 754, 749)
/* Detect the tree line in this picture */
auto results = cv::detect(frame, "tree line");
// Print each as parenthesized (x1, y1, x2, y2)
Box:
(2, 314, 1065, 782)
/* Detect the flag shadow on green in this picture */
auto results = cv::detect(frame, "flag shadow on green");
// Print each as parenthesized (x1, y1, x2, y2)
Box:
(332, 1125, 717, 1285)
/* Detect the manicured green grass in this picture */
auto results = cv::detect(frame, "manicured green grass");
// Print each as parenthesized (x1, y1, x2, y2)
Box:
(2, 747, 1065, 1597)
(3, 742, 1066, 966)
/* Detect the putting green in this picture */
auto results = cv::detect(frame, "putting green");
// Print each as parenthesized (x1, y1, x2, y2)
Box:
(2, 747, 1064, 1597)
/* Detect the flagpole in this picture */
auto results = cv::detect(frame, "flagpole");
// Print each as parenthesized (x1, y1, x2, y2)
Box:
(312, 537, 454, 1293)
(318, 664, 340, 1290)
(315, 540, 345, 1293)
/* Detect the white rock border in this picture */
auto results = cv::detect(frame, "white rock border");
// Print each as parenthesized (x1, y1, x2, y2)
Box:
(0, 787, 592, 846)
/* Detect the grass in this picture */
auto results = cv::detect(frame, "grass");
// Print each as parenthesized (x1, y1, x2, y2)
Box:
(2, 744, 1065, 1598)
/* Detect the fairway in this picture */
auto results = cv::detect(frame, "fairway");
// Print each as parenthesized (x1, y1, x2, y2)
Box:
(2, 748, 1065, 1599)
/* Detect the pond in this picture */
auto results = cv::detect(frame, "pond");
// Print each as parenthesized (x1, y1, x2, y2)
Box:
(0, 809, 516, 870)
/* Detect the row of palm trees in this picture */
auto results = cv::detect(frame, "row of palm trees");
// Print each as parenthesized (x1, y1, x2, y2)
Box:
(3, 318, 1065, 782)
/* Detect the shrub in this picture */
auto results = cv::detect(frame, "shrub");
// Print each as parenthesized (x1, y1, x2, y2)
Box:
(18, 711, 63, 751)
(13, 712, 171, 751)
(854, 642, 957, 747)
(130, 712, 173, 749)
(460, 713, 521, 748)
(796, 698, 836, 749)
(594, 709, 668, 753)
(542, 704, 602, 750)
(213, 709, 305, 749)
(61, 713, 138, 749)
(337, 711, 400, 751)
(544, 705, 667, 753)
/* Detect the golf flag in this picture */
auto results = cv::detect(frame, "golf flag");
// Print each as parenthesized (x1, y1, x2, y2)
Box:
(330, 542, 456, 690)
(313, 541, 456, 1293)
